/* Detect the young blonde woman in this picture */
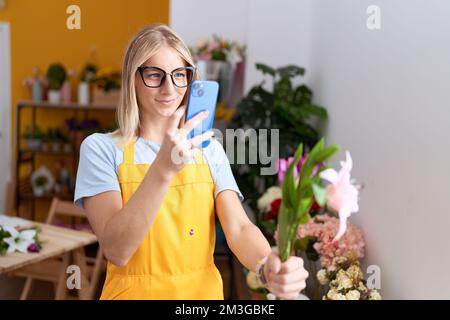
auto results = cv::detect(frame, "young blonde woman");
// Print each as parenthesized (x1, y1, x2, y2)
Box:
(74, 24, 309, 300)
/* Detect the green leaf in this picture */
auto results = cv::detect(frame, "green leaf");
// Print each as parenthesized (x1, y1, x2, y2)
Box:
(312, 183, 326, 207)
(298, 138, 325, 199)
(294, 236, 317, 251)
(281, 143, 303, 208)
(256, 63, 276, 77)
(293, 84, 313, 105)
(301, 104, 328, 119)
(315, 144, 340, 164)
(276, 65, 305, 79)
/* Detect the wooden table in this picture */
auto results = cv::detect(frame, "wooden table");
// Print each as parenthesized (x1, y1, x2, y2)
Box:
(0, 222, 98, 299)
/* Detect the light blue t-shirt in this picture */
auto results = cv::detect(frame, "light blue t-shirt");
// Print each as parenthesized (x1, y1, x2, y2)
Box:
(74, 133, 243, 209)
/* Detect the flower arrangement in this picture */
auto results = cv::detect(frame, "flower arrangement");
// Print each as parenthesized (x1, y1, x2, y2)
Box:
(296, 215, 365, 268)
(253, 138, 379, 300)
(190, 35, 245, 63)
(22, 66, 47, 95)
(0, 225, 42, 255)
(79, 63, 98, 83)
(65, 118, 100, 133)
(256, 186, 282, 241)
(276, 139, 344, 262)
(30, 165, 55, 197)
(316, 256, 381, 300)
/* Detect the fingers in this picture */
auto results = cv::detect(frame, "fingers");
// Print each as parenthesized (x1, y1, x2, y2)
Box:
(170, 140, 194, 165)
(266, 255, 309, 300)
(180, 110, 209, 135)
(279, 256, 303, 273)
(269, 268, 308, 285)
(266, 252, 282, 275)
(268, 280, 307, 299)
(168, 105, 187, 133)
(189, 130, 215, 148)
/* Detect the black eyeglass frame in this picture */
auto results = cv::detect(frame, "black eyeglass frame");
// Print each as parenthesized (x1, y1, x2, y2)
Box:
(137, 66, 196, 88)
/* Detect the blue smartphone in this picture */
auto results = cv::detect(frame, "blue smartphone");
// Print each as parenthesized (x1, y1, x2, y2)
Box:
(185, 80, 219, 148)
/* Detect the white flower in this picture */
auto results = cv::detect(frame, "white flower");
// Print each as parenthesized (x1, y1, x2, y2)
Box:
(2, 226, 36, 253)
(327, 265, 337, 273)
(345, 290, 361, 300)
(337, 276, 353, 290)
(316, 269, 329, 285)
(327, 288, 346, 300)
(347, 265, 363, 281)
(358, 281, 367, 292)
(257, 186, 282, 213)
(226, 47, 243, 65)
(336, 270, 353, 290)
(368, 290, 382, 300)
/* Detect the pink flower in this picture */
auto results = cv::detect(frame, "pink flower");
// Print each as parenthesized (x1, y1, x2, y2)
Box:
(277, 154, 323, 186)
(319, 151, 359, 241)
(195, 52, 212, 61)
(277, 155, 306, 186)
(22, 77, 34, 89)
(209, 40, 219, 51)
(296, 215, 365, 268)
(27, 243, 41, 253)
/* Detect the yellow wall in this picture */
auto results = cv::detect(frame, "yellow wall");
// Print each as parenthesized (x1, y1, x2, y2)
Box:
(0, 0, 169, 219)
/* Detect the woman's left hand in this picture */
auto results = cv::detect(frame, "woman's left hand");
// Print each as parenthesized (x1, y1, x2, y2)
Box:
(263, 251, 309, 299)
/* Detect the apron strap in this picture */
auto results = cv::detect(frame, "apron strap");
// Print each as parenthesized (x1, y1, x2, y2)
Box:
(193, 148, 206, 165)
(123, 140, 135, 164)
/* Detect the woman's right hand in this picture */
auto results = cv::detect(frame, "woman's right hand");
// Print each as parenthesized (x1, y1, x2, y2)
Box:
(154, 105, 214, 179)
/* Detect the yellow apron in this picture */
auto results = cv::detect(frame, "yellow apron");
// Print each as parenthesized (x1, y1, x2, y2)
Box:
(100, 139, 224, 300)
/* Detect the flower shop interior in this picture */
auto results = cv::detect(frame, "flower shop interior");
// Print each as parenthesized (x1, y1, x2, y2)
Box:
(1, 0, 450, 300)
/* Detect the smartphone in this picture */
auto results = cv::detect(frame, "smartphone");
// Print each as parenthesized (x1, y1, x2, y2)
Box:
(185, 80, 219, 148)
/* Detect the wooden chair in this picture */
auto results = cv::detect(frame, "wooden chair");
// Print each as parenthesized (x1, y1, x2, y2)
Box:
(9, 197, 106, 300)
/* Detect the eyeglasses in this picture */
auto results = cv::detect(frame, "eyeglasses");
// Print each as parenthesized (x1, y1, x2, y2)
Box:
(137, 66, 196, 88)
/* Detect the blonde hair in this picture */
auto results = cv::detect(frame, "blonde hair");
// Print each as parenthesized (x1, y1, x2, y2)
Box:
(112, 24, 196, 148)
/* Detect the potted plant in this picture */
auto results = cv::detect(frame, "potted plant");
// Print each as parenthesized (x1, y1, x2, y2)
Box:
(92, 67, 121, 106)
(60, 131, 72, 153)
(50, 128, 68, 152)
(41, 132, 50, 151)
(190, 35, 246, 106)
(23, 126, 43, 151)
(46, 128, 58, 152)
(230, 63, 328, 223)
(46, 63, 67, 104)
(78, 63, 98, 105)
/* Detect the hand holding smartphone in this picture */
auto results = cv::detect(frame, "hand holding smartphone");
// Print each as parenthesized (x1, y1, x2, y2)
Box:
(184, 80, 219, 148)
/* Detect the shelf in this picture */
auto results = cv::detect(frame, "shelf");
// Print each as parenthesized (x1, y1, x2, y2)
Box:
(17, 100, 116, 111)
(19, 149, 75, 158)
(19, 191, 74, 201)
(14, 100, 115, 219)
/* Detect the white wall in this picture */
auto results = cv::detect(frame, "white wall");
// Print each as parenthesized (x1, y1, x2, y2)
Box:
(171, 0, 450, 299)
(308, 0, 450, 299)
(0, 22, 11, 215)
(169, 0, 249, 48)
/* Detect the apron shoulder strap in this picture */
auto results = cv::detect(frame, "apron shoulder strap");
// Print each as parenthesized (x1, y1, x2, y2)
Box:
(123, 140, 135, 164)
(193, 148, 207, 165)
